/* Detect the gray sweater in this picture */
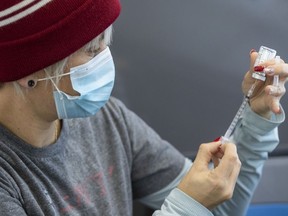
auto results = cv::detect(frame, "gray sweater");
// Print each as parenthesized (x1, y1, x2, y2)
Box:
(0, 97, 185, 215)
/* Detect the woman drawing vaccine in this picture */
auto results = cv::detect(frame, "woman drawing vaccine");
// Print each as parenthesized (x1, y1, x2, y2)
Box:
(0, 0, 287, 215)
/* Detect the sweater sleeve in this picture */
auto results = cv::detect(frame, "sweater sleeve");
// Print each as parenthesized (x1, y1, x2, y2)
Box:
(152, 188, 213, 216)
(212, 105, 285, 216)
(141, 105, 284, 216)
(140, 159, 214, 216)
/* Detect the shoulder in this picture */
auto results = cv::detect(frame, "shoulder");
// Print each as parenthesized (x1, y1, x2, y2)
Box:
(103, 96, 130, 116)
(96, 96, 137, 126)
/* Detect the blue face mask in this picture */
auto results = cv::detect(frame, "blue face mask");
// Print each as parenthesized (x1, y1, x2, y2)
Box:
(39, 47, 115, 119)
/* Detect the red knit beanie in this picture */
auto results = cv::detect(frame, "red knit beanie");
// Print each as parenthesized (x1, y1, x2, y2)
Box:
(0, 0, 121, 82)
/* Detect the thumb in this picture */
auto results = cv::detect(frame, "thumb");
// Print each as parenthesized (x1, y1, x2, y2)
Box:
(249, 49, 258, 71)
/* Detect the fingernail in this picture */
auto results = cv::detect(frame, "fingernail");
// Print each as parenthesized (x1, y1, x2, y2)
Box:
(250, 49, 256, 55)
(254, 66, 265, 72)
(264, 67, 275, 75)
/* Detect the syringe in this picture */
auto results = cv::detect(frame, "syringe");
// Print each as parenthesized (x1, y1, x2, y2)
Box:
(220, 83, 257, 143)
(220, 46, 277, 144)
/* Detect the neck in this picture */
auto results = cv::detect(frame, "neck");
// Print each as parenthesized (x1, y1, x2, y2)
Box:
(0, 87, 61, 148)
(2, 116, 60, 148)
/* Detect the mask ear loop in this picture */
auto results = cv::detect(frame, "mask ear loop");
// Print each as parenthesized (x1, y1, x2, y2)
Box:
(38, 72, 64, 100)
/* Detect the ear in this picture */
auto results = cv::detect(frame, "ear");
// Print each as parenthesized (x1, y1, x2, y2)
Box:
(16, 75, 37, 88)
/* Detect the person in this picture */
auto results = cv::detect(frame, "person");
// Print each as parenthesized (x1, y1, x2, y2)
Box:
(0, 1, 287, 215)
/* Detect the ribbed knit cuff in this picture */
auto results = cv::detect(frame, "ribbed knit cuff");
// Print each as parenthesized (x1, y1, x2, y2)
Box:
(165, 188, 213, 216)
(242, 105, 285, 135)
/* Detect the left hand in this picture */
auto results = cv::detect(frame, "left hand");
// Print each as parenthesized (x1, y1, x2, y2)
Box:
(242, 50, 288, 119)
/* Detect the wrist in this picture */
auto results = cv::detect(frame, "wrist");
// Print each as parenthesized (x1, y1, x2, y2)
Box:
(170, 188, 213, 215)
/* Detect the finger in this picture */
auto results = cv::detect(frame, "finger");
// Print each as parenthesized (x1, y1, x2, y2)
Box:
(265, 85, 283, 114)
(193, 142, 222, 170)
(264, 64, 288, 78)
(266, 84, 284, 97)
(226, 157, 241, 192)
(215, 143, 239, 178)
(265, 81, 286, 114)
(212, 147, 224, 168)
(254, 56, 284, 68)
(246, 51, 259, 81)
(270, 97, 281, 114)
(249, 49, 258, 72)
(212, 156, 220, 168)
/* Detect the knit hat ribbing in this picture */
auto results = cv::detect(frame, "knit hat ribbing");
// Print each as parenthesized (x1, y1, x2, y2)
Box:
(0, 0, 121, 82)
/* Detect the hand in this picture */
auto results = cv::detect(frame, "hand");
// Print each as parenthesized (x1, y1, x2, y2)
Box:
(177, 142, 241, 210)
(242, 50, 288, 119)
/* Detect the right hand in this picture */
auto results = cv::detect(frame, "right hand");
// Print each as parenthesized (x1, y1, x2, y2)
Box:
(177, 142, 241, 210)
